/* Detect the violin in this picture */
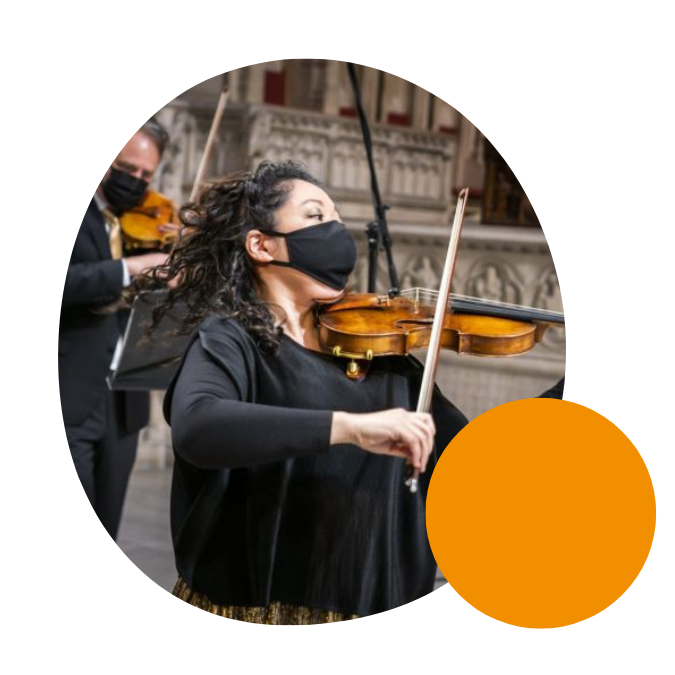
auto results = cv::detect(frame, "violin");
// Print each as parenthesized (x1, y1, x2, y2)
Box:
(319, 289, 564, 378)
(319, 288, 675, 378)
(317, 188, 564, 492)
(119, 190, 179, 252)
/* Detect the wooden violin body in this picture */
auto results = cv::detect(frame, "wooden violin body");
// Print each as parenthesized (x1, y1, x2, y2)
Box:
(318, 292, 561, 378)
(120, 190, 178, 251)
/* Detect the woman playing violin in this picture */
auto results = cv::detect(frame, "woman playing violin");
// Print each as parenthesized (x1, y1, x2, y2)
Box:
(144, 160, 556, 624)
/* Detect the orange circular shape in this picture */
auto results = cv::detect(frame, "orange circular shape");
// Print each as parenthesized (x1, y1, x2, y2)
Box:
(427, 399, 675, 628)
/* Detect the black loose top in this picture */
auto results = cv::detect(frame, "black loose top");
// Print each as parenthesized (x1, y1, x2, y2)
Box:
(164, 315, 468, 617)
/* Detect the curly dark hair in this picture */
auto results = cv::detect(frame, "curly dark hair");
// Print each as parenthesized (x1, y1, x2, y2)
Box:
(137, 160, 321, 353)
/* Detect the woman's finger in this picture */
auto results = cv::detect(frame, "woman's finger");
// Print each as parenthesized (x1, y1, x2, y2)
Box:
(397, 426, 424, 469)
(410, 416, 435, 448)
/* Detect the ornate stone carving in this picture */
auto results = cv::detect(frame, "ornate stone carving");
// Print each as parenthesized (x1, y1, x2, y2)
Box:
(401, 254, 441, 290)
(463, 258, 522, 305)
(532, 265, 563, 312)
(232, 106, 457, 210)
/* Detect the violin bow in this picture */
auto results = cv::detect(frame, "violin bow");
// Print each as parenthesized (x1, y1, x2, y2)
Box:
(189, 82, 230, 203)
(406, 188, 469, 494)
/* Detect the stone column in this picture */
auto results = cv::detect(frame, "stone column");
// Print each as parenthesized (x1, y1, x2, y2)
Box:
(226, 68, 240, 102)
(136, 391, 173, 469)
(311, 60, 328, 111)
(412, 87, 432, 131)
(380, 72, 413, 125)
(244, 63, 266, 104)
(360, 66, 381, 121)
(432, 97, 460, 133)
(323, 60, 340, 116)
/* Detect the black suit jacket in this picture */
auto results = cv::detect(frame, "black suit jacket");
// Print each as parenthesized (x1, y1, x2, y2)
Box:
(59, 199, 149, 433)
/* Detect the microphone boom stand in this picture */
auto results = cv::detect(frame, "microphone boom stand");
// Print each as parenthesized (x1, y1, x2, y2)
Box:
(346, 63, 399, 296)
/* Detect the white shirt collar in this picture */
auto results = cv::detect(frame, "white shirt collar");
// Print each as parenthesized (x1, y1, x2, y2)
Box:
(94, 188, 115, 236)
(93, 188, 109, 213)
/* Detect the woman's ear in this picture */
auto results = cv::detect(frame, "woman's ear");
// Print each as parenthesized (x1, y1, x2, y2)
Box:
(245, 230, 277, 264)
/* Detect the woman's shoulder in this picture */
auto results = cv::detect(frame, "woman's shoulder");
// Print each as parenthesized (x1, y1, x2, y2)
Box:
(196, 313, 262, 368)
(164, 315, 258, 423)
(199, 313, 249, 339)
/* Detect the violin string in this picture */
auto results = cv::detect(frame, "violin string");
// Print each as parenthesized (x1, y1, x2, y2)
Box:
(401, 287, 555, 313)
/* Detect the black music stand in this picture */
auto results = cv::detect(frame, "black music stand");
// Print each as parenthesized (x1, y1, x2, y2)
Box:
(108, 290, 191, 392)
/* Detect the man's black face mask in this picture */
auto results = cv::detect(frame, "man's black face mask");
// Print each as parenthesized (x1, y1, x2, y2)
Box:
(103, 168, 148, 214)
(259, 220, 357, 291)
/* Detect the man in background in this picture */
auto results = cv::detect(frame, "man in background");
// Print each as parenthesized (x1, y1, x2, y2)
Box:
(59, 117, 172, 540)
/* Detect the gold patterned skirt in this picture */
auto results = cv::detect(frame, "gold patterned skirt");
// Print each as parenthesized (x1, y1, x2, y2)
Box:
(173, 577, 360, 624)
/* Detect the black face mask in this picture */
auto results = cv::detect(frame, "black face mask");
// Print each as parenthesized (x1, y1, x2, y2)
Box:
(260, 220, 357, 291)
(102, 168, 148, 214)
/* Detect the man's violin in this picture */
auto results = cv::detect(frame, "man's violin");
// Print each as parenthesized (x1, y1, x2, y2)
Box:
(120, 190, 179, 252)
(121, 86, 231, 254)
